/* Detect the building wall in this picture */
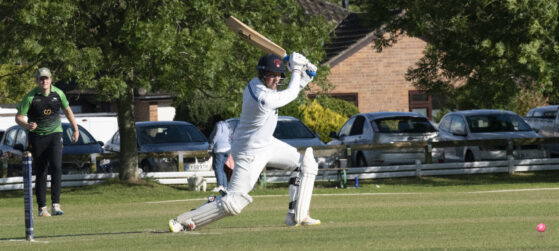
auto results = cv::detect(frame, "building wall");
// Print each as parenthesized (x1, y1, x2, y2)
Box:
(322, 35, 427, 113)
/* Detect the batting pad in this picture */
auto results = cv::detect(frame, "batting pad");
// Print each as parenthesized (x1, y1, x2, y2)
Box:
(176, 193, 252, 230)
(295, 147, 318, 223)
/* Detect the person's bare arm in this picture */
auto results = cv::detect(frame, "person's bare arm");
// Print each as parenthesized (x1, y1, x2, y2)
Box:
(63, 107, 79, 143)
(15, 114, 36, 131)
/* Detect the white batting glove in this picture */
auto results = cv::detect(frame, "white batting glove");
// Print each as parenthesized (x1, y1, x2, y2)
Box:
(287, 52, 309, 73)
(299, 63, 317, 88)
(303, 62, 317, 74)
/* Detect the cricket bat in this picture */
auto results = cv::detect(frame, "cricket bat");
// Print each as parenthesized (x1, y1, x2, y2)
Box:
(225, 16, 316, 77)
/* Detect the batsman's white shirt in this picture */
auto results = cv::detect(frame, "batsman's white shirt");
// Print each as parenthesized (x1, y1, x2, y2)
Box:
(232, 74, 303, 154)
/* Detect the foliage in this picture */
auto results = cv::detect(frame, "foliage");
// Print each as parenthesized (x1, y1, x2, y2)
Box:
(0, 64, 34, 104)
(0, 0, 333, 181)
(313, 94, 359, 118)
(299, 99, 347, 142)
(361, 0, 559, 112)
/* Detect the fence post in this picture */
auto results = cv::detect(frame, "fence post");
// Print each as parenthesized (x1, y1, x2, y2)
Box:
(90, 154, 97, 173)
(424, 142, 432, 164)
(415, 159, 422, 177)
(338, 159, 348, 188)
(506, 139, 515, 174)
(177, 151, 184, 171)
(259, 167, 267, 189)
(345, 146, 352, 168)
(1, 156, 6, 178)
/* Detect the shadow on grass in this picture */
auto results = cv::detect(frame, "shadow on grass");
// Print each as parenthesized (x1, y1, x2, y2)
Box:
(344, 171, 559, 188)
(0, 229, 171, 242)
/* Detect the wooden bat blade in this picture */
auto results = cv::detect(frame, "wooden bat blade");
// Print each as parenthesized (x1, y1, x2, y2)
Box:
(226, 16, 287, 57)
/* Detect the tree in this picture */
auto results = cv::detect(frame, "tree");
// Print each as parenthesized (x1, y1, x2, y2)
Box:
(1, 0, 332, 182)
(361, 0, 559, 112)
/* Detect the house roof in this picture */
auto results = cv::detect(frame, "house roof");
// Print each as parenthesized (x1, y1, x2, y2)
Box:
(297, 0, 376, 67)
(297, 0, 350, 24)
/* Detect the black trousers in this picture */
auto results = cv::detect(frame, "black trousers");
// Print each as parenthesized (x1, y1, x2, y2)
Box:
(29, 132, 63, 208)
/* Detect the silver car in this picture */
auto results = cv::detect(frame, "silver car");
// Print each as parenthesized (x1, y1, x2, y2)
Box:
(438, 109, 546, 162)
(328, 112, 442, 166)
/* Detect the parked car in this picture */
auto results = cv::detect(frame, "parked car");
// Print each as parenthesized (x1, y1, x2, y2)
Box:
(328, 112, 442, 166)
(0, 123, 105, 176)
(438, 109, 547, 162)
(104, 121, 211, 172)
(524, 105, 558, 136)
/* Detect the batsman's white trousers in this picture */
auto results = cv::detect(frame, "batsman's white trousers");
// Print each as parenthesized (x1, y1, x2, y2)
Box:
(228, 137, 300, 194)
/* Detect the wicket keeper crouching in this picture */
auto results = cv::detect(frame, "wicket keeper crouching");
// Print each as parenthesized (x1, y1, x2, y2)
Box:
(169, 52, 320, 232)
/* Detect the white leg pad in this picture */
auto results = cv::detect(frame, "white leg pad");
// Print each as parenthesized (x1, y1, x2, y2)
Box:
(176, 193, 252, 230)
(295, 147, 318, 223)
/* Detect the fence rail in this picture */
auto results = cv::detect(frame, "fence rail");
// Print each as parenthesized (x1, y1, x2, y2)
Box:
(2, 137, 559, 191)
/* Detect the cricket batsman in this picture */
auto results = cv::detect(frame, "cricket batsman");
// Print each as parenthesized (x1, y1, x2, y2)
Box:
(169, 52, 320, 231)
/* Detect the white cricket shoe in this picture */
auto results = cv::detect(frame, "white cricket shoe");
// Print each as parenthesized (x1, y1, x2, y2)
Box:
(169, 219, 185, 232)
(52, 203, 64, 216)
(211, 186, 225, 193)
(39, 206, 51, 217)
(285, 212, 321, 227)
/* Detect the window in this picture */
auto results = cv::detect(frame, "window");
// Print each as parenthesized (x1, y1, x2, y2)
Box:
(338, 117, 356, 137)
(450, 117, 466, 134)
(349, 116, 365, 135)
(15, 129, 28, 148)
(409, 91, 446, 120)
(374, 117, 437, 133)
(4, 129, 17, 147)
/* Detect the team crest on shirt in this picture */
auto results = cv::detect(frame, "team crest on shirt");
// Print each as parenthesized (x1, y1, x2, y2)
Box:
(43, 109, 52, 115)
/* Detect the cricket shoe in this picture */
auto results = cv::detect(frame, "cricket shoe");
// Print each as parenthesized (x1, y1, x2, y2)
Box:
(285, 212, 321, 227)
(39, 206, 51, 217)
(169, 219, 185, 232)
(52, 203, 64, 216)
(169, 218, 196, 232)
(211, 186, 225, 193)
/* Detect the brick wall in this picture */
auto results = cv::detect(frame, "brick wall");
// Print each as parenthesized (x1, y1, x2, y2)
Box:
(317, 35, 427, 113)
(134, 101, 159, 121)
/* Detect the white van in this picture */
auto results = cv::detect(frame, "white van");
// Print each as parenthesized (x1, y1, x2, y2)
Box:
(62, 113, 118, 144)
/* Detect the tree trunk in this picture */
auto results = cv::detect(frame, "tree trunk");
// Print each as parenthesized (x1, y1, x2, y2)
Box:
(117, 85, 140, 182)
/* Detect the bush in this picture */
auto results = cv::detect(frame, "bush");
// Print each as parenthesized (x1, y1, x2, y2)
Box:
(299, 99, 347, 142)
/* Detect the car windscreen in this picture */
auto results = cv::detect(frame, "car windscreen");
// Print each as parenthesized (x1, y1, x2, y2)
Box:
(466, 114, 532, 132)
(373, 117, 437, 133)
(273, 120, 315, 139)
(138, 124, 206, 145)
(63, 125, 97, 145)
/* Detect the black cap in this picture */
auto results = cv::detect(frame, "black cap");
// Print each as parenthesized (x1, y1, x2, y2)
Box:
(256, 54, 286, 73)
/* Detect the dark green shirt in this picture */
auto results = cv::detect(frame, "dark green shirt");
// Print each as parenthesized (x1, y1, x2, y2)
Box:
(17, 85, 69, 135)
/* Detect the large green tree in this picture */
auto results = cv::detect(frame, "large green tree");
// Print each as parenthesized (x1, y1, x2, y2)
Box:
(1, 0, 331, 182)
(361, 0, 559, 112)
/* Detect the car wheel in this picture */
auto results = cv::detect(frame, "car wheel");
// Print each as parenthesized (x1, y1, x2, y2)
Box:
(465, 151, 475, 162)
(356, 153, 368, 167)
(140, 160, 152, 173)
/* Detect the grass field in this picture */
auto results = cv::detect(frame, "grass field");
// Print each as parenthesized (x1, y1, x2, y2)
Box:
(1, 172, 559, 250)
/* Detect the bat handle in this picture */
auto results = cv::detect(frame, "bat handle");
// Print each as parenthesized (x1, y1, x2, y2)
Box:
(283, 55, 317, 77)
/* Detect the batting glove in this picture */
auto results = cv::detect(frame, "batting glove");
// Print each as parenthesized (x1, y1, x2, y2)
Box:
(287, 52, 309, 73)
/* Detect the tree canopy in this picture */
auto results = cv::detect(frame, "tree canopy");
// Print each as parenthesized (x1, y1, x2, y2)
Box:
(361, 0, 559, 112)
(0, 0, 332, 181)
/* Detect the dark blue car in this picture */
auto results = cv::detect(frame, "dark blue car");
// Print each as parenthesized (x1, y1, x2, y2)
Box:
(104, 121, 211, 172)
(0, 123, 105, 176)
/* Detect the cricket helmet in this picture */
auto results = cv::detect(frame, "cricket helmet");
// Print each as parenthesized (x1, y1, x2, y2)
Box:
(257, 54, 286, 78)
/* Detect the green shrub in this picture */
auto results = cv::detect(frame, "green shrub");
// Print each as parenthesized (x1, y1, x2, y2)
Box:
(299, 100, 347, 142)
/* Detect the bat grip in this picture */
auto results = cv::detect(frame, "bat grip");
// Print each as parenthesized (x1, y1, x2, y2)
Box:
(283, 55, 317, 77)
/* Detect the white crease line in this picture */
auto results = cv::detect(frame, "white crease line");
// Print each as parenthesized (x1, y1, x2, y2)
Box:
(467, 187, 559, 194)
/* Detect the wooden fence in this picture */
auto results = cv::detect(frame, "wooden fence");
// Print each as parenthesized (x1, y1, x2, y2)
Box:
(3, 137, 559, 191)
